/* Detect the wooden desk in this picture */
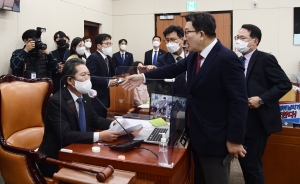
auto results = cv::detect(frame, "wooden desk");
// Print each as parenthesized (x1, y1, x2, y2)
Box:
(262, 127, 300, 184)
(59, 135, 191, 184)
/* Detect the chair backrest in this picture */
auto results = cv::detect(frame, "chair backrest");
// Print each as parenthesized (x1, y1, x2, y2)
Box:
(0, 74, 52, 184)
(108, 85, 134, 115)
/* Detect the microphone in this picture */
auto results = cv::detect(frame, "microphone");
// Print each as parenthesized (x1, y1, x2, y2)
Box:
(88, 89, 143, 152)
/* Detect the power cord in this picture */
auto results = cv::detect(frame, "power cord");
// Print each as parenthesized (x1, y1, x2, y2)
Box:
(134, 147, 158, 159)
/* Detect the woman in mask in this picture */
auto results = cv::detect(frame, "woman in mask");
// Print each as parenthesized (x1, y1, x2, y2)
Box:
(66, 37, 86, 62)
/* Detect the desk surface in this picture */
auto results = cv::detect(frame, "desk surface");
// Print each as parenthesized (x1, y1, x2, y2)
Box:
(59, 134, 191, 184)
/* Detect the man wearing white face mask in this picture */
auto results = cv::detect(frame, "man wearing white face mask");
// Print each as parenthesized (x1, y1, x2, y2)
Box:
(112, 39, 134, 76)
(86, 34, 118, 118)
(66, 37, 86, 63)
(236, 24, 291, 184)
(83, 36, 94, 59)
(144, 36, 167, 66)
(38, 58, 120, 177)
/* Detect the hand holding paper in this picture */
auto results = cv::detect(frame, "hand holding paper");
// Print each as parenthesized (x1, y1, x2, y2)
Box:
(109, 119, 143, 136)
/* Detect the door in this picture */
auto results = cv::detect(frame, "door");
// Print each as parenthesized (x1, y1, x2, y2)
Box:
(155, 11, 232, 51)
(84, 21, 101, 52)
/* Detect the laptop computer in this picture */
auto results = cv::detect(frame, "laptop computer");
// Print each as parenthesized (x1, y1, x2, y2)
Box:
(133, 92, 187, 144)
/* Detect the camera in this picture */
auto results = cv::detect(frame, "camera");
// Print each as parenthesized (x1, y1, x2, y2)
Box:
(34, 27, 47, 50)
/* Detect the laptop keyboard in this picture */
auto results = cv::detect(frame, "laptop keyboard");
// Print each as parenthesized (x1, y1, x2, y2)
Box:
(147, 128, 168, 142)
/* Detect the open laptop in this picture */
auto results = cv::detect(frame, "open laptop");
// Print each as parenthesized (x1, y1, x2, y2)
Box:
(133, 92, 187, 144)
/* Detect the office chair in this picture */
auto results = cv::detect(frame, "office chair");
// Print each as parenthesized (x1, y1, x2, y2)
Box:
(0, 74, 116, 184)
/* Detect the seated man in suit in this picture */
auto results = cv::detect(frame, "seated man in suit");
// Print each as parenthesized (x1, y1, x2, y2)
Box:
(82, 36, 93, 59)
(144, 36, 167, 66)
(86, 34, 118, 118)
(112, 39, 134, 75)
(51, 31, 71, 93)
(38, 58, 120, 177)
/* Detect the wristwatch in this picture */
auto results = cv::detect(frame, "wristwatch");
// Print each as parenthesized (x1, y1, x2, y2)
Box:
(258, 97, 264, 105)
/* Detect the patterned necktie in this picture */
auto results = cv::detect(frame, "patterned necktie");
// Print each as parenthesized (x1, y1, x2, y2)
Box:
(105, 57, 109, 73)
(195, 54, 202, 74)
(153, 51, 157, 65)
(121, 54, 125, 65)
(176, 56, 182, 61)
(76, 98, 86, 132)
(241, 56, 246, 68)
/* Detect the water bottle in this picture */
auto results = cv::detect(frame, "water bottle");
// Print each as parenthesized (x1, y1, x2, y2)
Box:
(158, 133, 168, 166)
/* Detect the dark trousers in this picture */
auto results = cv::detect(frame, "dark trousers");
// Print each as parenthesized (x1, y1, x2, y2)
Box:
(192, 147, 230, 184)
(239, 110, 270, 184)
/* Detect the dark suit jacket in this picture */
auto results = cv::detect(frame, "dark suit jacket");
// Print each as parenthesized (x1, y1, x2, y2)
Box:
(86, 51, 113, 108)
(144, 40, 248, 156)
(246, 50, 291, 134)
(83, 50, 95, 59)
(51, 48, 70, 93)
(38, 87, 112, 176)
(112, 51, 134, 75)
(156, 52, 175, 67)
(144, 49, 167, 65)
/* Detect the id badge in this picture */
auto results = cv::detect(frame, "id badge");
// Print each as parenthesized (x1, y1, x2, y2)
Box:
(31, 72, 36, 79)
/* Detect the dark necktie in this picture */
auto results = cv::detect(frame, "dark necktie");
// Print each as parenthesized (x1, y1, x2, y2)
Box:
(121, 54, 125, 65)
(176, 56, 182, 61)
(105, 57, 109, 73)
(76, 98, 86, 132)
(153, 51, 157, 65)
(195, 54, 202, 74)
(241, 56, 246, 68)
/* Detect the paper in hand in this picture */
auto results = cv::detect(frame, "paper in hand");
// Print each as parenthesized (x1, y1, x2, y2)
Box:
(109, 119, 143, 136)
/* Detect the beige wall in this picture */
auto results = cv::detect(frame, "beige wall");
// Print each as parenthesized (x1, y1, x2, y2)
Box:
(112, 0, 300, 78)
(0, 0, 112, 75)
(1, 0, 300, 77)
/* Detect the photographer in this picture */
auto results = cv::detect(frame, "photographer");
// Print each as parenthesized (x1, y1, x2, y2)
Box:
(10, 29, 58, 79)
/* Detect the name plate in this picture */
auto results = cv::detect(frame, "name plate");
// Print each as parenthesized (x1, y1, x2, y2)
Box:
(280, 102, 300, 125)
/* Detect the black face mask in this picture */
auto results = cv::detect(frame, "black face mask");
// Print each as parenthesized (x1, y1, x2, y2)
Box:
(56, 39, 66, 47)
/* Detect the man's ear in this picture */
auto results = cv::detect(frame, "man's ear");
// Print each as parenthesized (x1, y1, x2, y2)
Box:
(67, 77, 74, 86)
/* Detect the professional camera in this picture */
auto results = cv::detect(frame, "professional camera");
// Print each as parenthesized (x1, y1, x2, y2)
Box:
(34, 27, 47, 50)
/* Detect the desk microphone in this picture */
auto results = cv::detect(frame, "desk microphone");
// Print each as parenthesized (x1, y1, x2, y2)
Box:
(88, 89, 143, 152)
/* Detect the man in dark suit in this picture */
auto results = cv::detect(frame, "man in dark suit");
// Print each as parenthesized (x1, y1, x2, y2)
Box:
(38, 58, 120, 177)
(236, 24, 291, 184)
(144, 36, 167, 66)
(112, 39, 134, 75)
(123, 12, 248, 184)
(86, 34, 118, 118)
(51, 31, 71, 93)
(82, 36, 94, 59)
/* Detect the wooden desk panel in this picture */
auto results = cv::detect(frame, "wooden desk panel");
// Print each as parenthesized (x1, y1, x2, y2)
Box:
(262, 127, 300, 184)
(59, 136, 191, 184)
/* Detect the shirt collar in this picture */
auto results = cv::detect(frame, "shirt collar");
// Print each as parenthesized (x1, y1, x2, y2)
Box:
(200, 38, 217, 58)
(120, 51, 126, 55)
(171, 49, 185, 61)
(97, 50, 106, 60)
(243, 49, 256, 61)
(153, 48, 159, 52)
(67, 88, 82, 102)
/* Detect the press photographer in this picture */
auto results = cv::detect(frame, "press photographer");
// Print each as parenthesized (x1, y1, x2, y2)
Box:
(10, 28, 58, 79)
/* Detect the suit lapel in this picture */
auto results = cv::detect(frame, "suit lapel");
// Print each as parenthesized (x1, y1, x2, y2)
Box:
(246, 50, 259, 81)
(191, 44, 219, 88)
(96, 51, 109, 76)
(63, 88, 80, 129)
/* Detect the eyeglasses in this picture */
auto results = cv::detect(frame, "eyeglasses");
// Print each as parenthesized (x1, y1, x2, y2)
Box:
(185, 30, 197, 35)
(236, 36, 252, 41)
(164, 37, 180, 43)
(102, 42, 113, 46)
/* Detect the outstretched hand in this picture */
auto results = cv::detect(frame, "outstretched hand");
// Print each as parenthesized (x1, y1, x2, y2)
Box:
(122, 74, 144, 90)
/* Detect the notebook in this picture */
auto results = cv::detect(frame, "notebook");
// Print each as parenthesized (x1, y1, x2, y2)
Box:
(133, 92, 187, 144)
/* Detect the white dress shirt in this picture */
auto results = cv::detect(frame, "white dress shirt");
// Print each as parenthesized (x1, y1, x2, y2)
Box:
(243, 49, 256, 76)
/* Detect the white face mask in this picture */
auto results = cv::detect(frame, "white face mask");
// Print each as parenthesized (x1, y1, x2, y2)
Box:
(85, 42, 92, 48)
(166, 42, 180, 53)
(153, 41, 160, 47)
(236, 39, 253, 53)
(120, 44, 127, 51)
(73, 79, 92, 94)
(102, 46, 112, 55)
(76, 46, 85, 55)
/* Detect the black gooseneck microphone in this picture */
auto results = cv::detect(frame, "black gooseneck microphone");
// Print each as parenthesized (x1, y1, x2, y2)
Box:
(88, 90, 144, 152)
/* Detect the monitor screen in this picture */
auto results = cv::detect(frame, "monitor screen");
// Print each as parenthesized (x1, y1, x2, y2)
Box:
(0, 0, 20, 12)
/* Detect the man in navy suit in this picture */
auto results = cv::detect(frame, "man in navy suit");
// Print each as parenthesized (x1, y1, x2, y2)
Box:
(123, 12, 248, 184)
(86, 34, 118, 118)
(144, 36, 167, 66)
(236, 24, 291, 184)
(112, 39, 134, 76)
